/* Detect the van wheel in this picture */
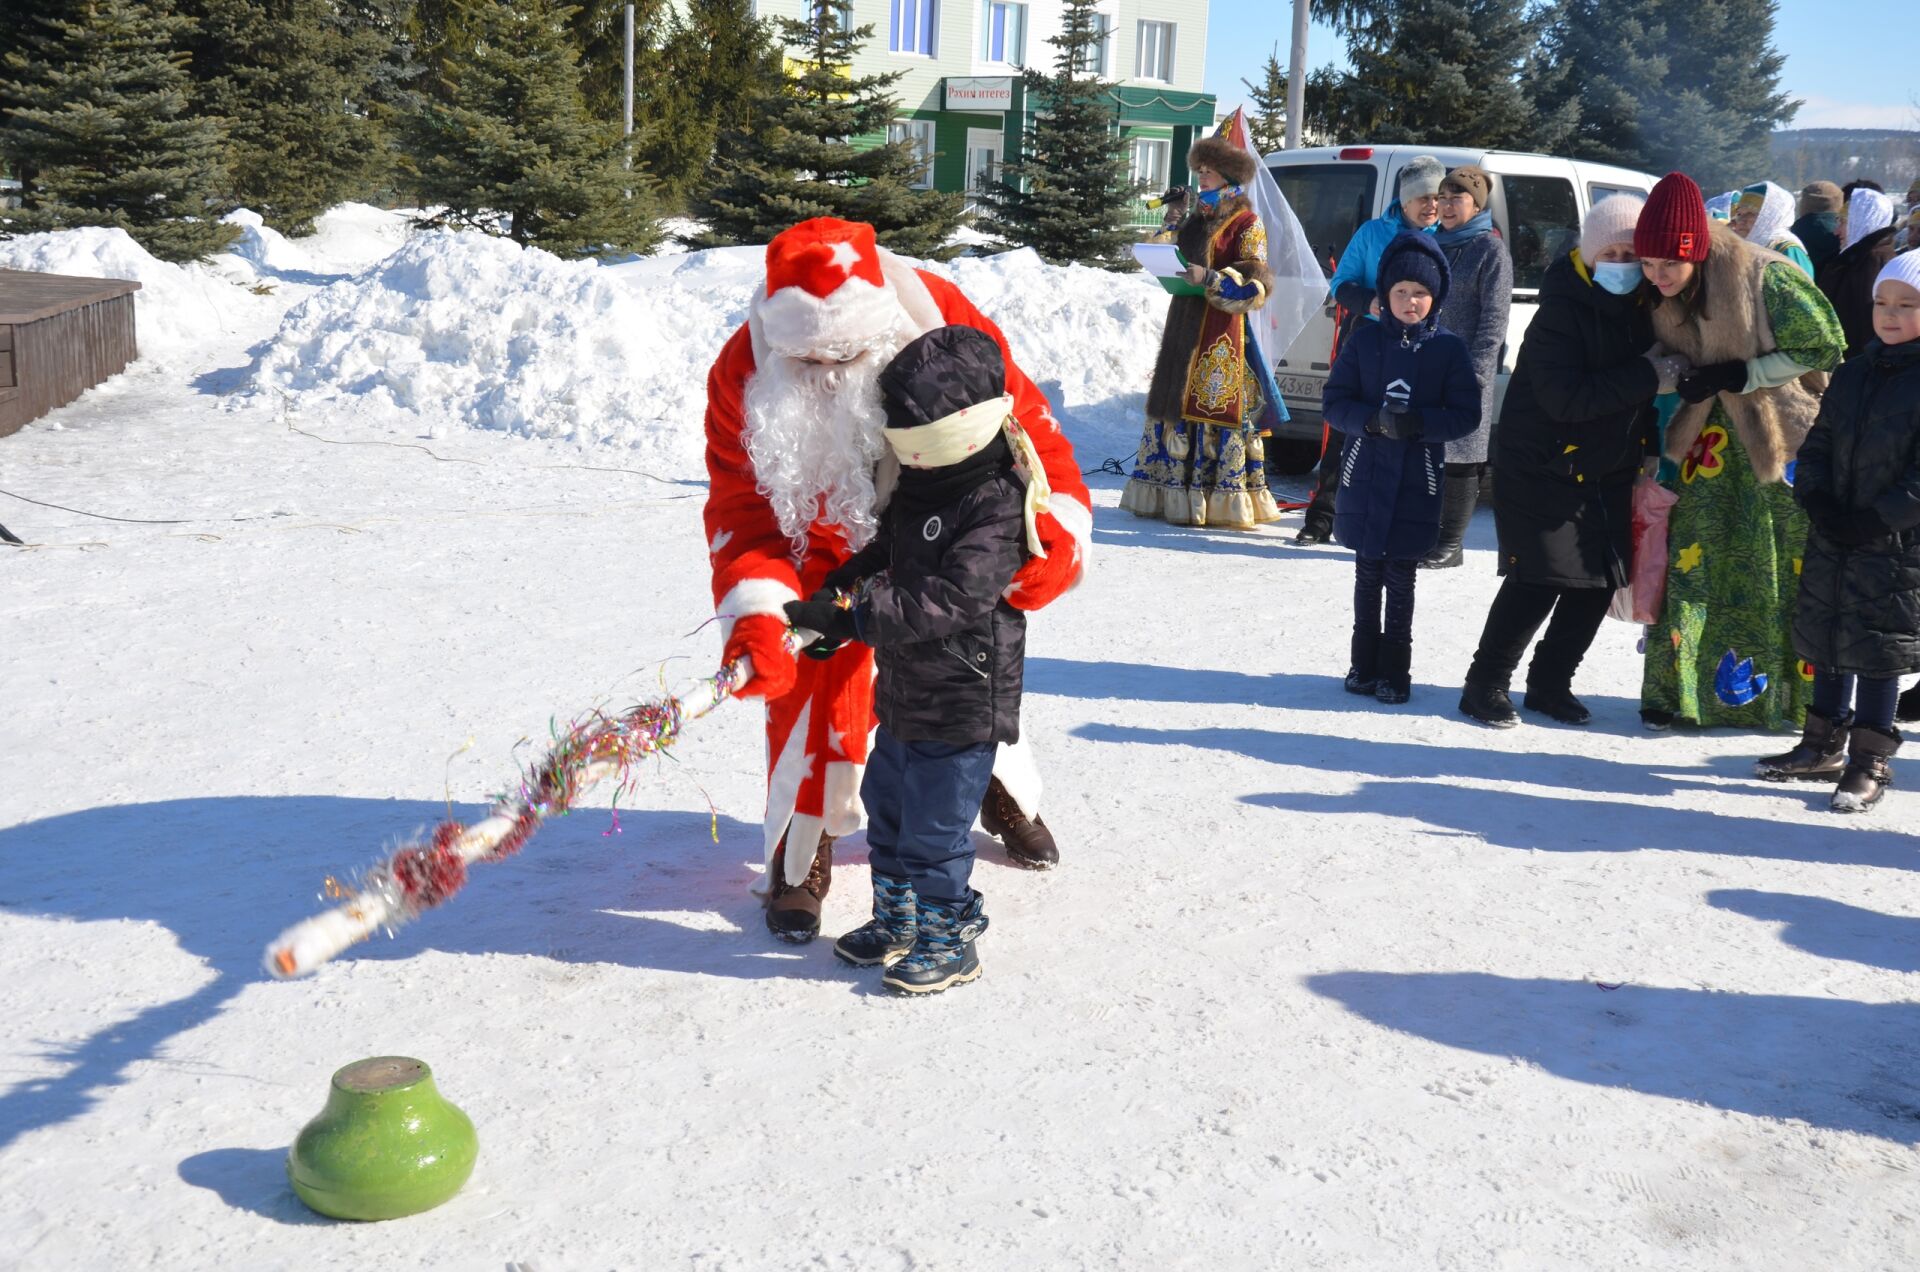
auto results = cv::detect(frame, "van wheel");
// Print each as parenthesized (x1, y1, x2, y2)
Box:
(1265, 437, 1323, 476)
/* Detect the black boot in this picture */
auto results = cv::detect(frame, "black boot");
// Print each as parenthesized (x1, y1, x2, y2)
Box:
(1898, 681, 1920, 723)
(1296, 456, 1338, 544)
(1460, 679, 1519, 727)
(1831, 724, 1899, 813)
(1344, 627, 1381, 696)
(1522, 683, 1592, 725)
(1755, 709, 1850, 782)
(1374, 638, 1412, 704)
(1419, 466, 1478, 569)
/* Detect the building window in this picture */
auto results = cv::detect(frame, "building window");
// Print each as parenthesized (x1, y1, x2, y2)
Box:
(979, 0, 1026, 64)
(1130, 138, 1169, 192)
(1075, 13, 1113, 75)
(888, 118, 937, 189)
(890, 0, 937, 54)
(811, 0, 852, 33)
(1136, 20, 1174, 81)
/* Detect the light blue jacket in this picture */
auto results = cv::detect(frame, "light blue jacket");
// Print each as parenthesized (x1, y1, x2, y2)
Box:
(1331, 201, 1440, 310)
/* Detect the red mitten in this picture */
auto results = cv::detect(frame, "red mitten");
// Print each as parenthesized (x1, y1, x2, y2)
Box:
(1005, 509, 1084, 612)
(722, 613, 797, 700)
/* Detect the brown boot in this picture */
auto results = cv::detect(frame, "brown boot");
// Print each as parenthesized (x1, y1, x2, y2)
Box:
(766, 831, 834, 943)
(979, 776, 1059, 870)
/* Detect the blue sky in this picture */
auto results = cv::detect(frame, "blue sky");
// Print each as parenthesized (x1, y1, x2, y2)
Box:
(1204, 0, 1914, 132)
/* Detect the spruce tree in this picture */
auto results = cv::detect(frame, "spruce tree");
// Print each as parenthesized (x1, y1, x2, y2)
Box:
(687, 0, 963, 257)
(1241, 47, 1289, 156)
(975, 0, 1137, 270)
(395, 0, 658, 257)
(1532, 0, 1796, 189)
(0, 0, 238, 262)
(1309, 0, 1569, 153)
(178, 0, 393, 235)
(647, 0, 781, 204)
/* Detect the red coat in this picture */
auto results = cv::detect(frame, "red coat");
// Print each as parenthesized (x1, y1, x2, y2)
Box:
(703, 255, 1092, 886)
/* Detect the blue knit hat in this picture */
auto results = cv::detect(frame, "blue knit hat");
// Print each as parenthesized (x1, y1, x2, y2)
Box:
(1378, 230, 1450, 310)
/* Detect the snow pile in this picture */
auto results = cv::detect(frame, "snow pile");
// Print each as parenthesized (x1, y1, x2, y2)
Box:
(0, 226, 258, 354)
(220, 209, 317, 276)
(253, 231, 725, 475)
(250, 230, 1167, 474)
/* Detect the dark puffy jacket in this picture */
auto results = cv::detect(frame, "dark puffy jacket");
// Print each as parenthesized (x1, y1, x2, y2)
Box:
(1791, 338, 1920, 677)
(1791, 212, 1841, 276)
(1323, 235, 1482, 560)
(1492, 252, 1660, 589)
(852, 473, 1028, 745)
(1816, 227, 1899, 359)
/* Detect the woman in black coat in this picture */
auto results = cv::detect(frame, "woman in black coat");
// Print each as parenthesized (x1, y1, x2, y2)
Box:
(1459, 195, 1683, 726)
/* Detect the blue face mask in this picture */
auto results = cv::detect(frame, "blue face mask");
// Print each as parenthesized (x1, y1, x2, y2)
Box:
(1197, 185, 1240, 208)
(1593, 261, 1643, 295)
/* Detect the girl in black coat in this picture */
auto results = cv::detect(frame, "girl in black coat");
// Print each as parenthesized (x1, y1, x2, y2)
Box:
(1459, 195, 1683, 727)
(1756, 255, 1920, 813)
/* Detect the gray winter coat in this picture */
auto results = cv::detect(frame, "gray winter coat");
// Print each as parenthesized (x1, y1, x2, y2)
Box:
(1433, 228, 1513, 465)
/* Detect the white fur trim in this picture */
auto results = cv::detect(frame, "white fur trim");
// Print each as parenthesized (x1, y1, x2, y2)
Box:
(716, 576, 801, 644)
(754, 275, 904, 359)
(1050, 493, 1094, 583)
(990, 736, 1043, 819)
(781, 814, 826, 887)
(822, 760, 864, 837)
(752, 698, 813, 895)
(878, 252, 945, 336)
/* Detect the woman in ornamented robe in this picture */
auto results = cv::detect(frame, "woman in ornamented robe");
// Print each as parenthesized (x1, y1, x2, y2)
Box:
(1120, 134, 1285, 530)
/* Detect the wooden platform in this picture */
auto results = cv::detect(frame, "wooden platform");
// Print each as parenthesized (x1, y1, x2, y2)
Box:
(0, 268, 142, 437)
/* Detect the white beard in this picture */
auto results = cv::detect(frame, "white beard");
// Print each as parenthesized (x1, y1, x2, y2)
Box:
(742, 336, 904, 553)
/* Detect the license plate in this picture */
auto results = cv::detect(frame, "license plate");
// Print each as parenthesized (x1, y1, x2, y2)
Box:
(1276, 374, 1323, 400)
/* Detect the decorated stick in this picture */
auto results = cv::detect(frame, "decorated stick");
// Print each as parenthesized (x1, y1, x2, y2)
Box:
(263, 622, 825, 980)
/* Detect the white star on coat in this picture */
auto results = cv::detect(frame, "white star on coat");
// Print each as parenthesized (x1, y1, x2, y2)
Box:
(826, 726, 846, 756)
(708, 528, 733, 557)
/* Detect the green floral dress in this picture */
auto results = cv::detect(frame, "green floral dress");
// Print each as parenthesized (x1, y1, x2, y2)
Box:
(1641, 263, 1846, 730)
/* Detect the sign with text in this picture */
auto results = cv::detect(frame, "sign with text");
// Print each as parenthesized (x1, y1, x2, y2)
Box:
(944, 77, 1015, 112)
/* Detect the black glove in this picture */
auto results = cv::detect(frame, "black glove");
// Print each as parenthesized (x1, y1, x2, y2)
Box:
(1797, 488, 1840, 533)
(1372, 401, 1423, 441)
(782, 598, 858, 659)
(823, 558, 875, 593)
(1825, 505, 1891, 547)
(1675, 360, 1746, 404)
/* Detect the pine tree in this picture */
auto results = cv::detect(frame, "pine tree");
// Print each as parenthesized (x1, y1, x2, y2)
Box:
(1309, 0, 1569, 152)
(0, 0, 238, 262)
(687, 0, 963, 257)
(1532, 0, 1795, 190)
(1241, 47, 1289, 156)
(975, 0, 1137, 270)
(395, 0, 658, 257)
(625, 0, 782, 206)
(178, 0, 394, 235)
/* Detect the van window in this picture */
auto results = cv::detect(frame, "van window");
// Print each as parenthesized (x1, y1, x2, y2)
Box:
(1589, 183, 1643, 208)
(1267, 162, 1377, 279)
(1503, 174, 1580, 291)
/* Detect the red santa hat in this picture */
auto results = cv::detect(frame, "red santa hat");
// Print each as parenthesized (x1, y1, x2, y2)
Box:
(753, 218, 904, 358)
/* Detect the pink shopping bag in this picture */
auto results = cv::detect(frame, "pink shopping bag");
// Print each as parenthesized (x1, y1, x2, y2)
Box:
(1609, 476, 1680, 624)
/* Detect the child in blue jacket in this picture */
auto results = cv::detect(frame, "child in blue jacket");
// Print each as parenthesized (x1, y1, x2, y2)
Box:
(1322, 231, 1482, 703)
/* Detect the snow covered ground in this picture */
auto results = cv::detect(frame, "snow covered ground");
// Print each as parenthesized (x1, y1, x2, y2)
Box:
(2, 209, 1917, 1269)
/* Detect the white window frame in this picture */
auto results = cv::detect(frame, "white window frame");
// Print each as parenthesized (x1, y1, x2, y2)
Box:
(1075, 12, 1114, 76)
(890, 0, 938, 55)
(979, 0, 1027, 65)
(1130, 137, 1169, 191)
(1135, 19, 1174, 82)
(888, 118, 938, 189)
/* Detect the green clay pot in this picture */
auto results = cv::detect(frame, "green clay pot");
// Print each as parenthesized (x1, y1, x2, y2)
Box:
(287, 1056, 478, 1221)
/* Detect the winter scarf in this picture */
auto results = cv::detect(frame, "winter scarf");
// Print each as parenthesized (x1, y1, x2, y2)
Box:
(1652, 222, 1825, 484)
(1434, 208, 1495, 248)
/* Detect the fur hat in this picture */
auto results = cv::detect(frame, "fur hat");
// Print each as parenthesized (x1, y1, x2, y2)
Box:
(1579, 192, 1645, 262)
(1634, 172, 1711, 262)
(1186, 134, 1256, 188)
(1378, 230, 1450, 310)
(1440, 164, 1491, 210)
(1875, 251, 1920, 298)
(1798, 181, 1843, 216)
(754, 218, 902, 358)
(1397, 155, 1445, 203)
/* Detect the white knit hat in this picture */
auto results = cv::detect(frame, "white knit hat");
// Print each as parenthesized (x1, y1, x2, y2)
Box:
(1844, 188, 1896, 251)
(1397, 155, 1445, 202)
(1579, 192, 1645, 262)
(1875, 250, 1920, 297)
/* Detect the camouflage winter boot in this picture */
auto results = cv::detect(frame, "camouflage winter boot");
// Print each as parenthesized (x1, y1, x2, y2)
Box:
(833, 874, 917, 967)
(883, 891, 989, 995)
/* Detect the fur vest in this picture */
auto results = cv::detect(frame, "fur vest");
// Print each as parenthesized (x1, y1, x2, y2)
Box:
(1652, 222, 1828, 484)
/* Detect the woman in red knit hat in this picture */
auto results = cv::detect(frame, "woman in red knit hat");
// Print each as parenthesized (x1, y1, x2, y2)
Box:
(1634, 172, 1846, 731)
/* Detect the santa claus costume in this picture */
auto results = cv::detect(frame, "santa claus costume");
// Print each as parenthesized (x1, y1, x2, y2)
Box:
(703, 218, 1093, 942)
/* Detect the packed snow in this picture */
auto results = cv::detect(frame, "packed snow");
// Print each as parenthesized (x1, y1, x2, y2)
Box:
(2, 209, 1917, 1269)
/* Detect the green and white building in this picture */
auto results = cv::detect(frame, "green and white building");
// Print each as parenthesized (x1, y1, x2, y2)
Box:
(756, 0, 1217, 217)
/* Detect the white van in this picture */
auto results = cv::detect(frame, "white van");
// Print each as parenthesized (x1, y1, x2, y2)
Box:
(1261, 144, 1657, 469)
